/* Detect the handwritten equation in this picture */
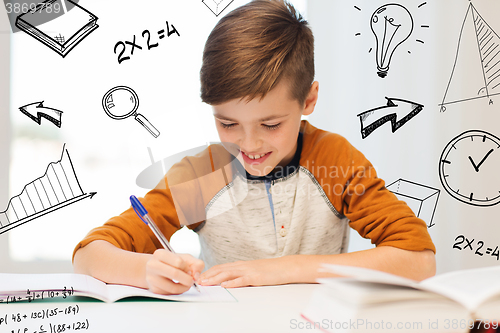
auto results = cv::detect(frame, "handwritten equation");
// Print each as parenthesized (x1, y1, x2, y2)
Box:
(0, 288, 75, 304)
(453, 234, 500, 261)
(114, 20, 180, 64)
(1, 305, 89, 333)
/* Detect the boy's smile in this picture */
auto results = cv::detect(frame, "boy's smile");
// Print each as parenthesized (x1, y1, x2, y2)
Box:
(212, 80, 319, 177)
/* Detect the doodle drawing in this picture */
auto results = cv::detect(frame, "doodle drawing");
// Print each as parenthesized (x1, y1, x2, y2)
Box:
(202, 0, 234, 17)
(354, 3, 429, 74)
(102, 86, 161, 138)
(440, 3, 500, 111)
(439, 130, 500, 207)
(19, 101, 63, 128)
(370, 4, 414, 78)
(113, 20, 180, 65)
(357, 97, 423, 139)
(0, 144, 96, 235)
(387, 179, 440, 228)
(15, 0, 98, 57)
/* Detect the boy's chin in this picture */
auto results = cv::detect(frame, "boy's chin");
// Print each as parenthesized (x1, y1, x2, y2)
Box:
(244, 165, 276, 177)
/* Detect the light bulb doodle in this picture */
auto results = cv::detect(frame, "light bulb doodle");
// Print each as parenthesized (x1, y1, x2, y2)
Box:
(370, 4, 414, 78)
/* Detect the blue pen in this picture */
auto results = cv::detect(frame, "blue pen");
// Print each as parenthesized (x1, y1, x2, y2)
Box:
(130, 195, 201, 292)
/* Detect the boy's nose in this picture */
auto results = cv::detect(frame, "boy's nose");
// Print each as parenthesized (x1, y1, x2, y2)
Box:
(240, 131, 263, 153)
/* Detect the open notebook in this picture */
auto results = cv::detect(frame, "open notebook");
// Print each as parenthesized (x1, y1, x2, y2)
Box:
(0, 273, 236, 303)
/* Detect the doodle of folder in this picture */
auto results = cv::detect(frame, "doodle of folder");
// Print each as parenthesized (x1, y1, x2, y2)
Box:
(15, 0, 98, 57)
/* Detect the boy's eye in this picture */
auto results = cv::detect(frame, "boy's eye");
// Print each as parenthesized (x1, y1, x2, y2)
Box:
(263, 123, 280, 130)
(220, 122, 237, 129)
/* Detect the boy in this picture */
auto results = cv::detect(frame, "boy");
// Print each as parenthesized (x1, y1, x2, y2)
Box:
(73, 0, 436, 295)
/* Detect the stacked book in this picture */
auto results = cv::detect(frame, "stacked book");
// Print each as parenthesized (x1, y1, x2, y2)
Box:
(302, 265, 500, 333)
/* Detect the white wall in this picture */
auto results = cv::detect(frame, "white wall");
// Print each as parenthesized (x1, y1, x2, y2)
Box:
(0, 0, 307, 272)
(3, 0, 500, 275)
(0, 0, 11, 270)
(308, 0, 500, 273)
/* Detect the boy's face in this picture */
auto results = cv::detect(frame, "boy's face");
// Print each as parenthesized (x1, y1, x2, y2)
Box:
(212, 80, 319, 177)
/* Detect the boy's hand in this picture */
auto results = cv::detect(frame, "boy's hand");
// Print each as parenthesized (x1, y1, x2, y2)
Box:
(145, 249, 204, 295)
(199, 257, 292, 288)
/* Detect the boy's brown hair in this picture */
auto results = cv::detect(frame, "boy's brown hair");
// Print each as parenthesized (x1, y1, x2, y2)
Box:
(200, 0, 314, 106)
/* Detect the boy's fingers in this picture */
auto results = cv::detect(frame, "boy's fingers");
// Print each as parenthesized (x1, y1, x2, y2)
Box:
(178, 254, 205, 274)
(221, 276, 246, 288)
(200, 264, 226, 280)
(153, 249, 190, 273)
(147, 256, 195, 287)
(147, 273, 191, 295)
(174, 254, 204, 285)
(201, 270, 234, 286)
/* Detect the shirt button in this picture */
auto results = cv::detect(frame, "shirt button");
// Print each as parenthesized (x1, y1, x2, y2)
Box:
(279, 227, 287, 237)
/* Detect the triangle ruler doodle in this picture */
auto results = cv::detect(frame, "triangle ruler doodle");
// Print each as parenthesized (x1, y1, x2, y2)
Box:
(440, 3, 500, 111)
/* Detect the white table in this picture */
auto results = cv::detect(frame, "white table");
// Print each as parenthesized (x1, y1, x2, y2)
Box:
(1, 284, 320, 333)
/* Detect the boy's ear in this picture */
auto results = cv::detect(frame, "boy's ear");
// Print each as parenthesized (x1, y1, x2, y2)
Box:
(303, 81, 319, 116)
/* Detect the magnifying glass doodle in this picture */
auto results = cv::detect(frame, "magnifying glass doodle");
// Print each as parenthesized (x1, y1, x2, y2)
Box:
(102, 86, 160, 138)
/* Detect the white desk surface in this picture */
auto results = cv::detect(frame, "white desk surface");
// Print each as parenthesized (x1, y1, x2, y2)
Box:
(1, 284, 320, 333)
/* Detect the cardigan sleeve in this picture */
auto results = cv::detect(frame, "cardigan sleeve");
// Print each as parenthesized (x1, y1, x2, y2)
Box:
(300, 121, 436, 253)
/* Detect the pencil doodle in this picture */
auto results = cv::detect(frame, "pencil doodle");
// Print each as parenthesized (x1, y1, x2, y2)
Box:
(387, 179, 439, 228)
(102, 86, 160, 138)
(202, 0, 234, 17)
(14, 0, 98, 57)
(113, 20, 179, 64)
(19, 101, 63, 128)
(0, 144, 96, 235)
(438, 130, 500, 207)
(354, 3, 429, 78)
(440, 3, 500, 111)
(357, 97, 424, 139)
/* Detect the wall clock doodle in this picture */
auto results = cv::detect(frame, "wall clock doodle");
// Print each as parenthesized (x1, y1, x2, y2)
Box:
(439, 130, 500, 207)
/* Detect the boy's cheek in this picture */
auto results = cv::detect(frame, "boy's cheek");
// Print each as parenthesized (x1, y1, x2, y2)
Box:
(217, 131, 235, 145)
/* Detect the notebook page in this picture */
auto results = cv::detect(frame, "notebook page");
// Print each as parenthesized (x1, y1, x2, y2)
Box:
(0, 273, 107, 298)
(106, 284, 236, 303)
(0, 273, 103, 292)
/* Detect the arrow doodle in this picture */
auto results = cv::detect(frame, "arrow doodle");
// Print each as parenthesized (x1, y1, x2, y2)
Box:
(357, 98, 424, 139)
(19, 101, 63, 128)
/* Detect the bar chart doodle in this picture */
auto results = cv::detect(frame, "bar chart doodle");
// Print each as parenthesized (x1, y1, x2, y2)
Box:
(440, 3, 500, 111)
(0, 144, 96, 235)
